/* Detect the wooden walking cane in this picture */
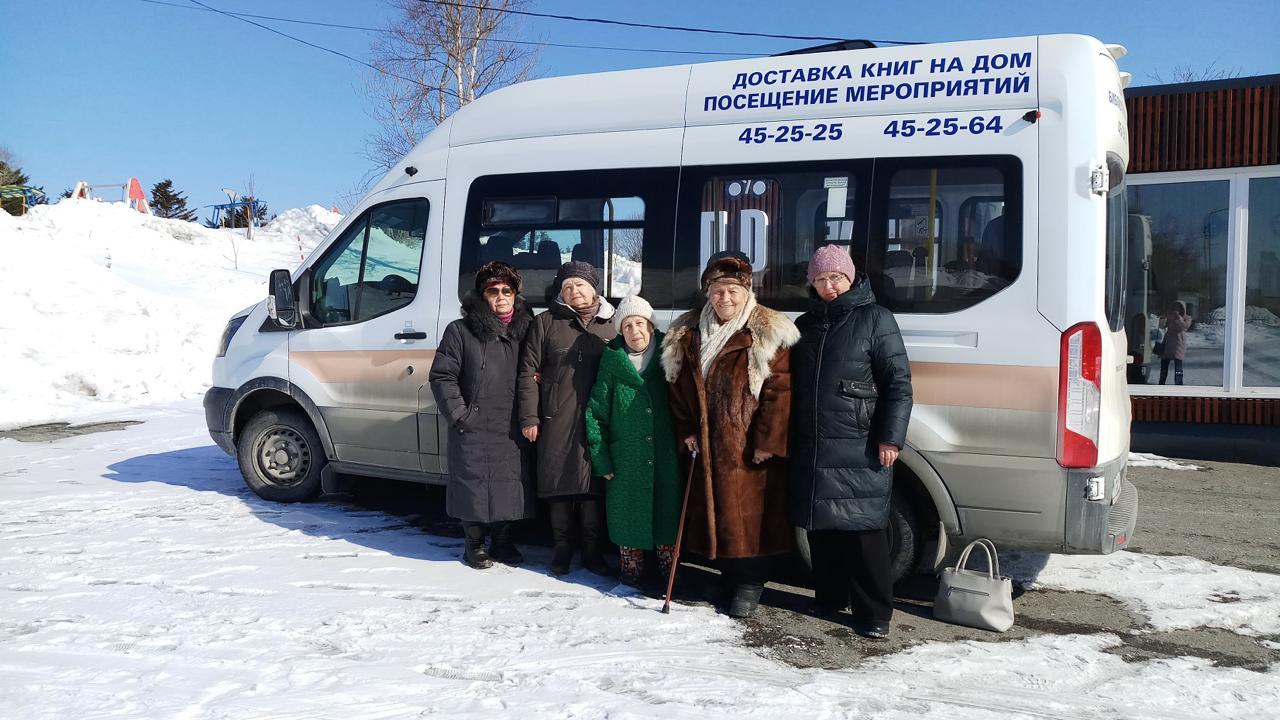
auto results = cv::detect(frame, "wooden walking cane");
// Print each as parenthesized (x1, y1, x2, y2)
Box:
(661, 449, 698, 614)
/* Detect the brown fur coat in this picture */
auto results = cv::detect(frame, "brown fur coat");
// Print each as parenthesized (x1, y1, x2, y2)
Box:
(662, 303, 799, 560)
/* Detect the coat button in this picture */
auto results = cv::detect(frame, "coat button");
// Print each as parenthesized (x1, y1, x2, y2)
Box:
(645, 408, 652, 414)
(645, 436, 652, 442)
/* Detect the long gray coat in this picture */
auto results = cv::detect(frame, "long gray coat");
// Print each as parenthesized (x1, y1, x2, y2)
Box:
(788, 277, 913, 532)
(518, 299, 616, 498)
(429, 293, 536, 523)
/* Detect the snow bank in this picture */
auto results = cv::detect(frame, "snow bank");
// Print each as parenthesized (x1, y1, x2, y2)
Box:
(1128, 452, 1202, 471)
(265, 204, 342, 241)
(1005, 550, 1280, 636)
(0, 199, 337, 428)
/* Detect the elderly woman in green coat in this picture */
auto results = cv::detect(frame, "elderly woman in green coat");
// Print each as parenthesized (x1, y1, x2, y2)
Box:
(585, 295, 683, 587)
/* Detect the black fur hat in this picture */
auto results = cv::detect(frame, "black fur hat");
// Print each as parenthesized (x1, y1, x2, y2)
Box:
(474, 261, 522, 293)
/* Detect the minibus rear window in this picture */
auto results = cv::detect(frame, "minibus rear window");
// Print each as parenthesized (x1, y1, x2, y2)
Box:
(1103, 154, 1127, 333)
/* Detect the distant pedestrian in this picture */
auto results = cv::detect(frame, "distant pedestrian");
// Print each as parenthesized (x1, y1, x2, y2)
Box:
(1158, 301, 1191, 385)
(429, 261, 536, 569)
(585, 295, 682, 588)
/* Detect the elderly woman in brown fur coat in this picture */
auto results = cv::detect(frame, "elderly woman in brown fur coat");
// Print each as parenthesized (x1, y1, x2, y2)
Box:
(662, 251, 799, 618)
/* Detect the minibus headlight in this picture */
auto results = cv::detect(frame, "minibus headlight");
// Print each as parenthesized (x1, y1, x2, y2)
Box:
(216, 315, 248, 358)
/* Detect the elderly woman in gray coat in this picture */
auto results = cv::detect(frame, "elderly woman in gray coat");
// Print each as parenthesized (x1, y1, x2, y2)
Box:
(430, 261, 535, 569)
(518, 261, 617, 577)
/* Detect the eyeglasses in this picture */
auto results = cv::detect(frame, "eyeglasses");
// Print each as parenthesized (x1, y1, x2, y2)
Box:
(484, 286, 515, 297)
(813, 275, 850, 287)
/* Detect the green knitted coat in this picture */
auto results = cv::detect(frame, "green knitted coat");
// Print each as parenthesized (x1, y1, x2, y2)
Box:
(585, 333, 683, 549)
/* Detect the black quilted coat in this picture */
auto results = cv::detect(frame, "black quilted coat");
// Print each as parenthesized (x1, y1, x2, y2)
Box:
(788, 276, 913, 531)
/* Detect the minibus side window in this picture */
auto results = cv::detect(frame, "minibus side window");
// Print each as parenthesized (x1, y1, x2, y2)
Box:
(867, 156, 1021, 313)
(310, 199, 429, 326)
(674, 161, 873, 312)
(460, 169, 678, 307)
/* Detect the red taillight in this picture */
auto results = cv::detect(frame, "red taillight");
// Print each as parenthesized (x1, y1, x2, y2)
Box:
(1057, 322, 1102, 468)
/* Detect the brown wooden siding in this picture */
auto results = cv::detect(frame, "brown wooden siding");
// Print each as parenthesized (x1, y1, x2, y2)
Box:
(1131, 396, 1280, 425)
(1127, 79, 1280, 173)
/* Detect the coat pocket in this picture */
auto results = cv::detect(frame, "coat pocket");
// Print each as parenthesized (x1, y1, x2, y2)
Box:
(838, 380, 878, 432)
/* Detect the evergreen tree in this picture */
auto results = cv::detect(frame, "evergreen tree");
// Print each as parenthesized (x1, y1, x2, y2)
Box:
(0, 158, 29, 186)
(149, 179, 197, 221)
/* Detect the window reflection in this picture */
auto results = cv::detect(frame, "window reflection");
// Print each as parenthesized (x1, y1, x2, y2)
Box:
(1126, 181, 1229, 387)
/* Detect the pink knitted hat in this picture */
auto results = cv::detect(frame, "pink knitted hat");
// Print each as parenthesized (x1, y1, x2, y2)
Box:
(807, 245, 856, 284)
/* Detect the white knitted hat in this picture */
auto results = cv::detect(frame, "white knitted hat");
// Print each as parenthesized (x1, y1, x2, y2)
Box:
(613, 294, 655, 334)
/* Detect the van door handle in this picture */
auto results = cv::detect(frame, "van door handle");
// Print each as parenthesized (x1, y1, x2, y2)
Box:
(395, 331, 427, 340)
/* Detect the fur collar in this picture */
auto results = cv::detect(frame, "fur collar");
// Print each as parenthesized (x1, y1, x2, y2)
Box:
(661, 304, 799, 399)
(461, 291, 533, 342)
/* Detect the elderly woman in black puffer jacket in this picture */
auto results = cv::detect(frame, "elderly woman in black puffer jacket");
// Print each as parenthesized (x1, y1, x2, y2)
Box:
(789, 245, 913, 641)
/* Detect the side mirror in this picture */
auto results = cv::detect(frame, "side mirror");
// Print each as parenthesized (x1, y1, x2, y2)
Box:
(267, 268, 298, 329)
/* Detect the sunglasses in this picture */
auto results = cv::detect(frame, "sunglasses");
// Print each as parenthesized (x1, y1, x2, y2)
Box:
(484, 286, 515, 297)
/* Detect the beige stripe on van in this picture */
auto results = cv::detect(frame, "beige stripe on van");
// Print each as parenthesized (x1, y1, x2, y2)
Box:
(293, 350, 437, 384)
(910, 362, 1057, 412)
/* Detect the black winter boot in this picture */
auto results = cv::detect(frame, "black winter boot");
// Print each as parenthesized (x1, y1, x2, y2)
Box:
(548, 501, 574, 576)
(488, 522, 524, 565)
(462, 522, 494, 570)
(727, 582, 765, 619)
(578, 499, 613, 577)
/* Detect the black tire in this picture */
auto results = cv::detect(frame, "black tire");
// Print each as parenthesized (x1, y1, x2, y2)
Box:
(791, 490, 922, 584)
(237, 407, 326, 502)
(887, 490, 921, 583)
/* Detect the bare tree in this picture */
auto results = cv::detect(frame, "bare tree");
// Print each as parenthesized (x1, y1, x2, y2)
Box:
(363, 0, 538, 171)
(1147, 60, 1243, 84)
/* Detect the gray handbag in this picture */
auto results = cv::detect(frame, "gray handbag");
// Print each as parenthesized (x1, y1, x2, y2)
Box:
(933, 538, 1015, 632)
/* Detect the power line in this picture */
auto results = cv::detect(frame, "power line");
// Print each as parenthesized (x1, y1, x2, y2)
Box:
(136, 0, 758, 57)
(182, 0, 431, 89)
(415, 0, 923, 46)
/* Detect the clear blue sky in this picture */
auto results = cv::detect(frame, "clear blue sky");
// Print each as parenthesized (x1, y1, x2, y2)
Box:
(2, 0, 1277, 215)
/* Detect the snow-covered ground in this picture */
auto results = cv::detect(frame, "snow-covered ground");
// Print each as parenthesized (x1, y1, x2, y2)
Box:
(1, 406, 1278, 719)
(0, 200, 338, 429)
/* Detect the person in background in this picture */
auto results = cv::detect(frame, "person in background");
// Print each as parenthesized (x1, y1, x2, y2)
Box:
(518, 261, 616, 576)
(1158, 301, 1191, 385)
(662, 251, 798, 618)
(585, 295, 682, 589)
(429, 261, 536, 569)
(788, 245, 913, 640)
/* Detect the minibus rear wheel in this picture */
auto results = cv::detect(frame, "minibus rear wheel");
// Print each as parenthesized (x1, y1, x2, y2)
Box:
(237, 408, 326, 502)
(791, 491, 921, 584)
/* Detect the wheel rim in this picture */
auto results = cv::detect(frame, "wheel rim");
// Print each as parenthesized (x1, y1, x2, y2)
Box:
(253, 425, 312, 487)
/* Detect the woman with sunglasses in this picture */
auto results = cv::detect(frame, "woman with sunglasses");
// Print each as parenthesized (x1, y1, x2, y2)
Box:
(430, 261, 537, 569)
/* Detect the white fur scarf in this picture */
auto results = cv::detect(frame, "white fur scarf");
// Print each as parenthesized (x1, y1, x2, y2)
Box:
(661, 300, 800, 400)
(698, 294, 756, 381)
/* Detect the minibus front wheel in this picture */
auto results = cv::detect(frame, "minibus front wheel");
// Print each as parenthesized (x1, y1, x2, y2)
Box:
(237, 407, 326, 502)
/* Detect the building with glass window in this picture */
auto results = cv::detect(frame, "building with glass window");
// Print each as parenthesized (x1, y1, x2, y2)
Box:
(1124, 74, 1280, 462)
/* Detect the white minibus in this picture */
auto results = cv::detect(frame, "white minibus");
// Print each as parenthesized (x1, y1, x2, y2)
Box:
(206, 34, 1137, 577)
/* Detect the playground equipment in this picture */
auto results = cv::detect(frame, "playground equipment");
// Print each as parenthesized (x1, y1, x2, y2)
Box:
(0, 185, 47, 216)
(70, 178, 151, 214)
(206, 198, 265, 239)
